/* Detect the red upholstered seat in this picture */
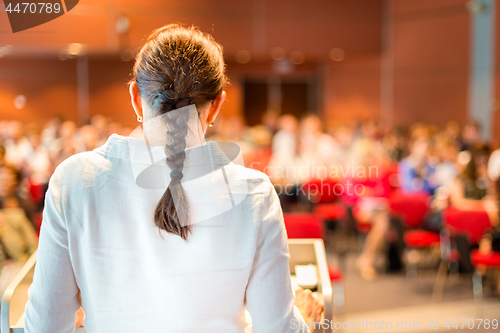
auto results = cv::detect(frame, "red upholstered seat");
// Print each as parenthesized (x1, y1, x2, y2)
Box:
(390, 191, 430, 228)
(303, 178, 341, 204)
(283, 213, 324, 240)
(328, 266, 343, 282)
(470, 250, 500, 267)
(404, 230, 440, 247)
(443, 208, 491, 245)
(314, 203, 345, 221)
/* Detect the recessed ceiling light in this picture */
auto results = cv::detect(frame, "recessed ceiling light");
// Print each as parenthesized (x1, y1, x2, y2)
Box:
(329, 48, 345, 61)
(271, 47, 286, 61)
(68, 43, 83, 56)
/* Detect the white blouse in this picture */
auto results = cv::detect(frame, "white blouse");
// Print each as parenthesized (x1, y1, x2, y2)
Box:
(25, 134, 307, 333)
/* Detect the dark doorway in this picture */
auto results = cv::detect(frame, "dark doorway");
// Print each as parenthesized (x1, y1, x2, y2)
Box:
(243, 80, 268, 127)
(243, 76, 319, 126)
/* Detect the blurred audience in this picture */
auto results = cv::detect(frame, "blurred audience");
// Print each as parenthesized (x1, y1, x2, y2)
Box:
(0, 165, 39, 297)
(0, 112, 498, 286)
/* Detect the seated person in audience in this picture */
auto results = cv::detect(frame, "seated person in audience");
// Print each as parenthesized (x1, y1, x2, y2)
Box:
(24, 127, 53, 212)
(449, 145, 498, 227)
(0, 164, 39, 232)
(0, 165, 38, 297)
(49, 121, 77, 168)
(460, 120, 483, 152)
(425, 145, 498, 234)
(398, 137, 439, 195)
(453, 145, 500, 291)
(25, 126, 52, 186)
(422, 140, 459, 232)
(345, 139, 391, 280)
(382, 126, 408, 163)
(268, 114, 301, 210)
(434, 139, 458, 189)
(297, 114, 337, 173)
(4, 121, 32, 168)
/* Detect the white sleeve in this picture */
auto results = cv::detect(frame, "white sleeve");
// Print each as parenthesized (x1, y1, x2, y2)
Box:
(24, 165, 80, 333)
(245, 181, 309, 333)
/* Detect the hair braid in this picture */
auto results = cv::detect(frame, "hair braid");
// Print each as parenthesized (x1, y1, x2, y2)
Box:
(132, 24, 227, 241)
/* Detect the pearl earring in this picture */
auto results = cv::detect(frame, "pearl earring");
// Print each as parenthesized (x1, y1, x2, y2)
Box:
(208, 122, 214, 127)
(137, 115, 143, 123)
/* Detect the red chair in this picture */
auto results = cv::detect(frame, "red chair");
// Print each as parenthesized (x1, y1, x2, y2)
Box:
(302, 179, 346, 222)
(314, 203, 346, 222)
(349, 174, 392, 234)
(283, 212, 344, 312)
(302, 178, 341, 204)
(431, 208, 491, 301)
(441, 208, 493, 301)
(390, 191, 438, 248)
(470, 251, 500, 267)
(443, 207, 491, 245)
(390, 191, 430, 228)
(404, 230, 440, 247)
(283, 213, 324, 240)
(388, 191, 435, 280)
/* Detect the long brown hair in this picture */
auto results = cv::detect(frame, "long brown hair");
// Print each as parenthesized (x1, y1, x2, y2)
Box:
(131, 24, 227, 240)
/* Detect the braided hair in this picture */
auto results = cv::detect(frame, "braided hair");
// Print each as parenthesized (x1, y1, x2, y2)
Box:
(132, 24, 227, 240)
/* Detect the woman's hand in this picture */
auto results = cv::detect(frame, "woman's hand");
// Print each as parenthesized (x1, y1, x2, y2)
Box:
(294, 288, 323, 332)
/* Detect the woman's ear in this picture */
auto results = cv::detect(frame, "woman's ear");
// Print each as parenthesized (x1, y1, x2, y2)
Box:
(207, 90, 226, 125)
(129, 82, 143, 120)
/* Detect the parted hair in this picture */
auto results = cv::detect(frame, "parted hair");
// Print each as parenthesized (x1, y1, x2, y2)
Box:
(132, 24, 227, 240)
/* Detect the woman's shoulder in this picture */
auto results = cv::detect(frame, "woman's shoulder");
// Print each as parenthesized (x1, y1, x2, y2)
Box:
(227, 164, 275, 195)
(50, 151, 111, 188)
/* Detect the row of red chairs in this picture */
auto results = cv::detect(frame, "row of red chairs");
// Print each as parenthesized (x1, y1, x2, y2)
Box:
(283, 182, 500, 301)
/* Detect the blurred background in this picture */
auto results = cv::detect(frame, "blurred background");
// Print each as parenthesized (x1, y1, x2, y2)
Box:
(1, 0, 500, 331)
